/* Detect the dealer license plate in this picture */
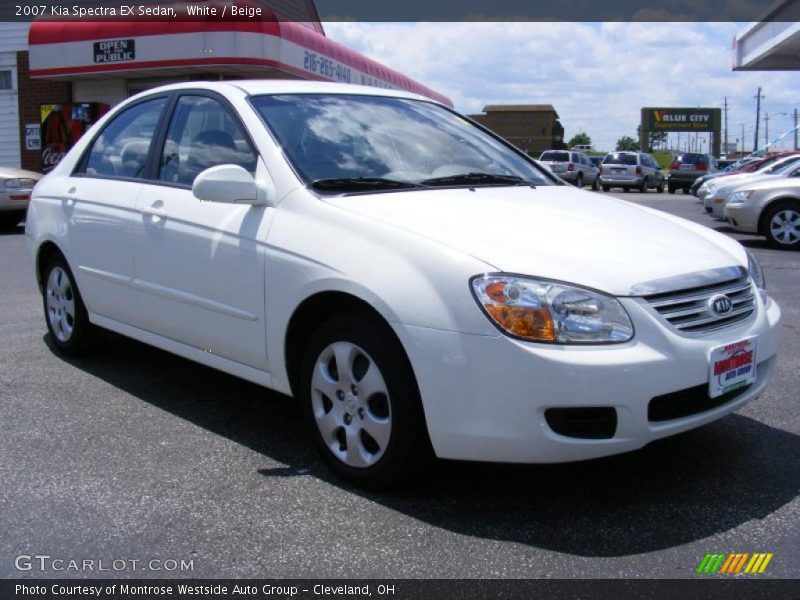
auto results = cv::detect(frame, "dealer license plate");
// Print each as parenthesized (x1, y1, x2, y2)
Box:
(708, 337, 757, 399)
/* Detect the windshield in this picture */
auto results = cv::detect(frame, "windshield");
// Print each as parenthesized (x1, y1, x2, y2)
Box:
(249, 94, 553, 190)
(764, 156, 800, 174)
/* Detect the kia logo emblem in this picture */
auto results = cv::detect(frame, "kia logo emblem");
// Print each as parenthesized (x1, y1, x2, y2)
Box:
(709, 294, 733, 315)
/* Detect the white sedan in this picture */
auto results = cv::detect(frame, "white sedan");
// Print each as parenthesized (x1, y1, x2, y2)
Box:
(26, 81, 782, 487)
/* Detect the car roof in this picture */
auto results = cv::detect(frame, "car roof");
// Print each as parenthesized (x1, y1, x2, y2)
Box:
(128, 79, 436, 105)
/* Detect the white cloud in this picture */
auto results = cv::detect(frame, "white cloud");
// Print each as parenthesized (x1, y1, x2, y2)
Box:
(324, 22, 800, 152)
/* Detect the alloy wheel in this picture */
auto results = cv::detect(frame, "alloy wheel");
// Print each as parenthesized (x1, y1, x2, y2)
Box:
(45, 266, 75, 342)
(769, 208, 800, 246)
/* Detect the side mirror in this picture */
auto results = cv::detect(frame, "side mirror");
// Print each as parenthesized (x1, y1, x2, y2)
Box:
(192, 164, 270, 206)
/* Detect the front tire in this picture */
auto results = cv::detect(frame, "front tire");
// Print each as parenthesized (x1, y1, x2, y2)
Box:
(764, 201, 800, 249)
(602, 185, 610, 192)
(42, 254, 95, 355)
(299, 313, 431, 488)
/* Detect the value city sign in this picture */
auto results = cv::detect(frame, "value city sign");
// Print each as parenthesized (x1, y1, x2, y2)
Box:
(644, 107, 721, 132)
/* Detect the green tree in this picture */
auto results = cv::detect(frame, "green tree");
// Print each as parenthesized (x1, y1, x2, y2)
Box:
(637, 125, 667, 151)
(616, 135, 639, 151)
(567, 132, 592, 148)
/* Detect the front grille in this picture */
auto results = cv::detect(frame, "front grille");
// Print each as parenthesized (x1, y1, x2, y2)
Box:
(648, 382, 752, 422)
(642, 275, 755, 334)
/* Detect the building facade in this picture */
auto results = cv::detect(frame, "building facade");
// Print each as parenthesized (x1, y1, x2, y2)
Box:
(468, 104, 564, 156)
(0, 6, 450, 172)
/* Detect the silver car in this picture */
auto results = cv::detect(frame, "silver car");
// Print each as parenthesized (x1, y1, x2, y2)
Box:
(703, 156, 800, 219)
(600, 151, 665, 193)
(725, 177, 800, 249)
(539, 150, 599, 189)
(0, 167, 41, 229)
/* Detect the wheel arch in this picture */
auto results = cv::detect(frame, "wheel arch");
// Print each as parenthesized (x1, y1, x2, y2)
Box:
(283, 290, 417, 400)
(757, 196, 800, 236)
(35, 240, 67, 292)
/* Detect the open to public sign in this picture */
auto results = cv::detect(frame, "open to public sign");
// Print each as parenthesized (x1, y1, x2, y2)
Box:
(93, 39, 136, 63)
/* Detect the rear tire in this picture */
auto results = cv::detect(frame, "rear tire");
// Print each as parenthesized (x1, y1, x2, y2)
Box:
(639, 178, 648, 193)
(41, 253, 95, 356)
(656, 181, 665, 193)
(668, 184, 676, 194)
(763, 201, 800, 249)
(623, 187, 630, 193)
(575, 173, 583, 188)
(602, 185, 610, 192)
(299, 312, 432, 489)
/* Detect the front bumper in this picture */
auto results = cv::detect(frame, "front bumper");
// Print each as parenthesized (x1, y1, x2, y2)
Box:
(704, 194, 727, 219)
(724, 203, 760, 233)
(394, 293, 781, 463)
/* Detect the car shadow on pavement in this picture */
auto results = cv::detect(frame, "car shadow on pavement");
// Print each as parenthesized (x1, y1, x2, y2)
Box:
(45, 330, 800, 558)
(0, 223, 25, 236)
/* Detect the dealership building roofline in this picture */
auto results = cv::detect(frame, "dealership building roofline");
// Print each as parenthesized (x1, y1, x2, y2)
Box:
(733, 0, 800, 70)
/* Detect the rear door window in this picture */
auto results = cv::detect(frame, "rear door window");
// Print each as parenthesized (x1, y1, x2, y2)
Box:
(81, 97, 168, 179)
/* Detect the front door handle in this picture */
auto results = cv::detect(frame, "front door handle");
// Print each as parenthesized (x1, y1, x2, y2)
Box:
(141, 206, 167, 219)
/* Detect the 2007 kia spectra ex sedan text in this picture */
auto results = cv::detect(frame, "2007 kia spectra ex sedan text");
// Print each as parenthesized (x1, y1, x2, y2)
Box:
(27, 81, 782, 488)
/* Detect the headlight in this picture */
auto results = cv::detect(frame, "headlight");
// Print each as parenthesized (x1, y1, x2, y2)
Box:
(471, 274, 634, 344)
(728, 190, 754, 206)
(746, 249, 766, 291)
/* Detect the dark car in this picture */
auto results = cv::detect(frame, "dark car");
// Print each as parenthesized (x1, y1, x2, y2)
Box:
(667, 153, 717, 194)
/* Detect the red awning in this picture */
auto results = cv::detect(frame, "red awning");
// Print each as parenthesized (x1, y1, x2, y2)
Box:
(28, 10, 452, 106)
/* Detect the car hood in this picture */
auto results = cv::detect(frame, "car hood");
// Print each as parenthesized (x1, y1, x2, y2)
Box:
(714, 173, 781, 195)
(734, 177, 800, 193)
(326, 185, 746, 296)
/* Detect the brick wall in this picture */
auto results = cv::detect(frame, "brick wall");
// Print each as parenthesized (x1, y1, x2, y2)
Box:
(16, 51, 71, 173)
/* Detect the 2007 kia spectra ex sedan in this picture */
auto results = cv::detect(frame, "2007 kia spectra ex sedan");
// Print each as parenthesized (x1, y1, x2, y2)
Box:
(27, 81, 782, 488)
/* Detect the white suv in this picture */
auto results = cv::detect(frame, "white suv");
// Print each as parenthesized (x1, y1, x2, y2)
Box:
(27, 81, 781, 488)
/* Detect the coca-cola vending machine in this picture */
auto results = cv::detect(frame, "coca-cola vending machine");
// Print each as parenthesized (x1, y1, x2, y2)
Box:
(40, 103, 109, 173)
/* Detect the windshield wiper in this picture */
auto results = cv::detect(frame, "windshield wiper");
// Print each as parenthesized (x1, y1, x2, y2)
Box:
(420, 172, 536, 187)
(311, 177, 426, 191)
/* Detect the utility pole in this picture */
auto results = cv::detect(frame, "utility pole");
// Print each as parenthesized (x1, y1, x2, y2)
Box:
(764, 112, 770, 149)
(723, 96, 729, 156)
(741, 124, 746, 154)
(754, 87, 762, 152)
(795, 108, 798, 151)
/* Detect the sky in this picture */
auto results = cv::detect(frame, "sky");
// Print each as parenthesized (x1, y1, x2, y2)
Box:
(324, 22, 800, 154)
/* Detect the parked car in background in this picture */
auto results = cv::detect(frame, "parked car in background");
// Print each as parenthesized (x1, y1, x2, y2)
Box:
(667, 153, 718, 194)
(600, 151, 665, 192)
(691, 157, 763, 196)
(702, 155, 800, 218)
(717, 159, 735, 171)
(539, 150, 599, 189)
(725, 176, 800, 249)
(25, 80, 781, 487)
(0, 167, 42, 229)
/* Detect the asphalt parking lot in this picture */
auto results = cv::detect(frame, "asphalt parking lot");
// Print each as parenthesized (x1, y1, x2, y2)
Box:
(1, 191, 798, 579)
